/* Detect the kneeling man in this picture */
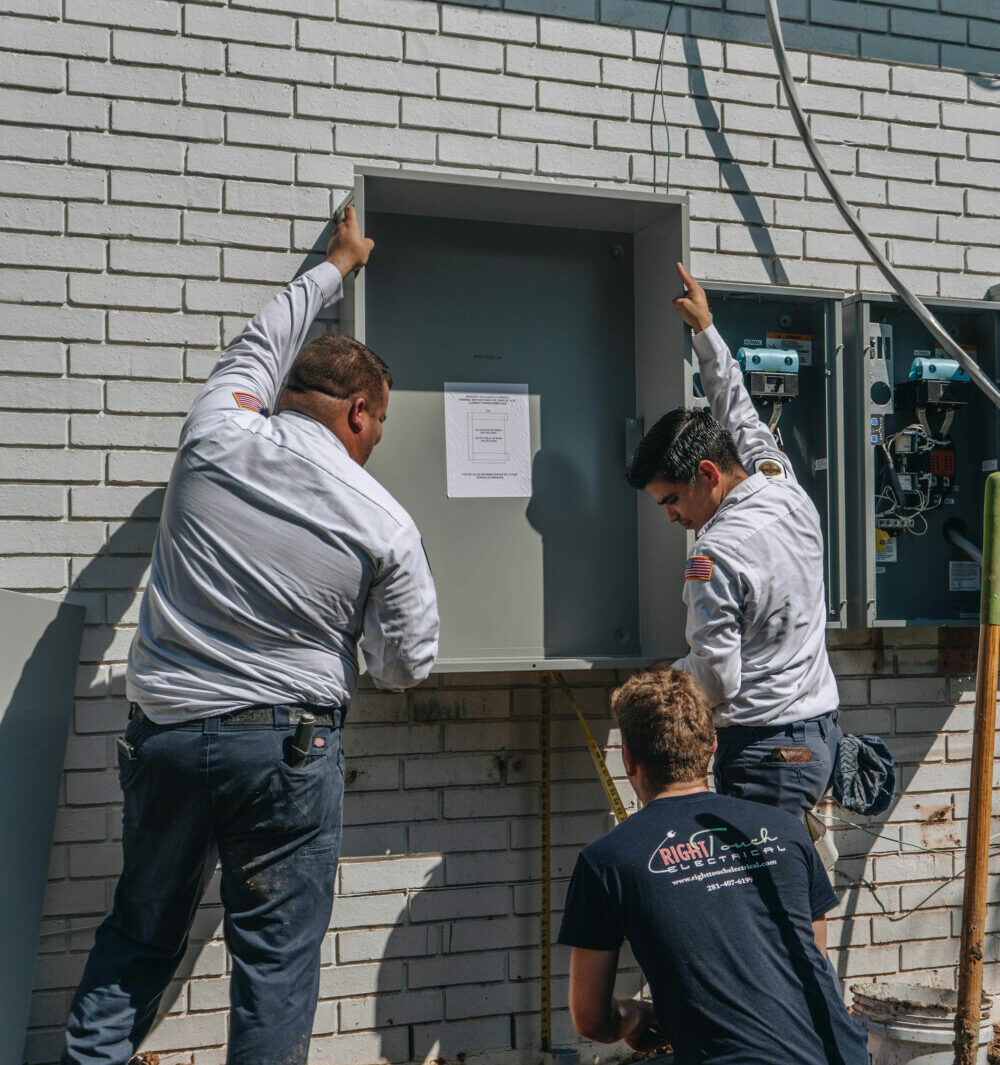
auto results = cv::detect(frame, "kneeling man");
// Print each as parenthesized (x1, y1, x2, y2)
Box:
(558, 668, 868, 1065)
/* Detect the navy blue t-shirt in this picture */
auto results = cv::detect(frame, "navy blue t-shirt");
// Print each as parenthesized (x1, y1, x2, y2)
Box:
(558, 791, 868, 1065)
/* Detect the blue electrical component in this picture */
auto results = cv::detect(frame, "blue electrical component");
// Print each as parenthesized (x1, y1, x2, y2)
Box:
(909, 357, 970, 382)
(736, 347, 799, 374)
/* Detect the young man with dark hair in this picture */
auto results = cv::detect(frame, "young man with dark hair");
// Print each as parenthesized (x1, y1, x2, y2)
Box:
(626, 263, 841, 818)
(559, 668, 869, 1065)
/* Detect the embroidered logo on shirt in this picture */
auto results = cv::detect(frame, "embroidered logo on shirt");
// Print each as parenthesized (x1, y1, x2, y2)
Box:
(685, 555, 714, 581)
(756, 458, 786, 479)
(233, 391, 266, 414)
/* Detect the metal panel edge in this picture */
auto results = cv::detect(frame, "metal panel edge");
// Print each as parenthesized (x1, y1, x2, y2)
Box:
(843, 296, 875, 627)
(703, 281, 846, 302)
(354, 164, 689, 212)
(829, 298, 848, 627)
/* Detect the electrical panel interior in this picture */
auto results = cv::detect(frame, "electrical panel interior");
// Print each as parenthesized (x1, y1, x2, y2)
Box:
(698, 284, 847, 626)
(845, 294, 1000, 627)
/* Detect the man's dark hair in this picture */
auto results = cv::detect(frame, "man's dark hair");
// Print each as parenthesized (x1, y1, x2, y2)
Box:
(284, 333, 392, 406)
(611, 668, 715, 788)
(626, 407, 742, 489)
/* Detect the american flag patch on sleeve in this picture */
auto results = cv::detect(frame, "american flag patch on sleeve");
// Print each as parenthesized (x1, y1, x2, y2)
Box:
(685, 555, 714, 581)
(232, 391, 266, 414)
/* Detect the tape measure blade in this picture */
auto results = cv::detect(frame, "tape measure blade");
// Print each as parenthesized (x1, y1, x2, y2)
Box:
(554, 671, 629, 823)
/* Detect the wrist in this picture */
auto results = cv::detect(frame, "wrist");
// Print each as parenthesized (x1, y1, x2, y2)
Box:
(612, 998, 640, 1041)
(692, 315, 713, 335)
(327, 250, 358, 279)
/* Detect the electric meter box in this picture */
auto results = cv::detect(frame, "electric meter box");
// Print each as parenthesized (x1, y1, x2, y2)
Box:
(699, 283, 848, 627)
(844, 293, 1000, 627)
(338, 168, 689, 671)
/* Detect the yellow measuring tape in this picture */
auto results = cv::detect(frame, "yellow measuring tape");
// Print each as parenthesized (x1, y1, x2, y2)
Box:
(552, 671, 629, 824)
(539, 671, 629, 1052)
(539, 672, 552, 1053)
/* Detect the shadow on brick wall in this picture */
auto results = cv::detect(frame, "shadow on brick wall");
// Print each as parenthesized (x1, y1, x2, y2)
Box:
(824, 627, 983, 987)
(25, 490, 170, 1064)
(304, 674, 637, 1065)
(683, 35, 790, 286)
(441, 0, 1000, 79)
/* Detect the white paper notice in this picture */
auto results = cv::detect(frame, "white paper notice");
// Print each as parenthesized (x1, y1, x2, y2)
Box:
(444, 383, 532, 498)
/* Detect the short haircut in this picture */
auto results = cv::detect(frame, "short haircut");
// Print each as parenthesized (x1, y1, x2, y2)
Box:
(626, 407, 742, 489)
(611, 668, 715, 788)
(283, 333, 392, 407)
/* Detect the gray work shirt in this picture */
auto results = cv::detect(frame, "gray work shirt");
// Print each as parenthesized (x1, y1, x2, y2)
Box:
(672, 324, 839, 727)
(126, 262, 439, 723)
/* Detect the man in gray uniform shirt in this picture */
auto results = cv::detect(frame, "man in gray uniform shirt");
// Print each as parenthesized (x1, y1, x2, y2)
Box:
(61, 208, 439, 1065)
(626, 263, 840, 819)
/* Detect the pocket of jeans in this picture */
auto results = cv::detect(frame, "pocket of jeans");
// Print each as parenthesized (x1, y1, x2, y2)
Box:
(279, 728, 335, 773)
(117, 740, 141, 790)
(268, 730, 343, 848)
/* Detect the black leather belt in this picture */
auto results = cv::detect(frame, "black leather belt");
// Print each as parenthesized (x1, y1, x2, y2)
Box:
(129, 703, 340, 727)
(716, 710, 837, 738)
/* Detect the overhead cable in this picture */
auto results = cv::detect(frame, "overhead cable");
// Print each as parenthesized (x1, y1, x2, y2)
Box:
(650, 0, 675, 194)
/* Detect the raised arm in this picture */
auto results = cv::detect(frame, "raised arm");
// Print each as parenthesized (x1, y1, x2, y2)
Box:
(672, 263, 794, 481)
(183, 207, 374, 436)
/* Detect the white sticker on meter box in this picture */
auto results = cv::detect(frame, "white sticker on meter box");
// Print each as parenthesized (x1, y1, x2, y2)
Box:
(877, 537, 897, 563)
(949, 561, 980, 593)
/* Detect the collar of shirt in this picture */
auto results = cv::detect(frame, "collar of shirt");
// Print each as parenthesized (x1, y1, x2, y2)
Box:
(274, 408, 352, 459)
(697, 471, 768, 539)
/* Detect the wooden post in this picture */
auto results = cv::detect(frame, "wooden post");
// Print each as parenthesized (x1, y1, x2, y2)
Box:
(954, 472, 1000, 1064)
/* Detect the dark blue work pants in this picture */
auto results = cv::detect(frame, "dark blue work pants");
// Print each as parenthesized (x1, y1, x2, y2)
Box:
(61, 708, 344, 1065)
(713, 711, 841, 817)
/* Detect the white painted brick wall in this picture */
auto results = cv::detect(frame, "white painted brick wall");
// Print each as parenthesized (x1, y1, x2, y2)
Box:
(5, 1, 1000, 1062)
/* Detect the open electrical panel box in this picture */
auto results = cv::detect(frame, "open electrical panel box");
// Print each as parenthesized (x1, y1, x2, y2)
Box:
(699, 283, 848, 627)
(844, 293, 1000, 627)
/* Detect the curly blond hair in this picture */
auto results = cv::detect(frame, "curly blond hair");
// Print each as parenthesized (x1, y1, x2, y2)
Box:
(611, 668, 715, 787)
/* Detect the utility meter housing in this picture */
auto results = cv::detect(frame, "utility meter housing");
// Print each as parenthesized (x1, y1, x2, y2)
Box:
(699, 283, 847, 627)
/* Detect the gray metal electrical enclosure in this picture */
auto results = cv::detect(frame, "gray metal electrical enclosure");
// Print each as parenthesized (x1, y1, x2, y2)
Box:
(1, 590, 85, 1065)
(339, 169, 689, 671)
(698, 283, 847, 627)
(844, 293, 1000, 627)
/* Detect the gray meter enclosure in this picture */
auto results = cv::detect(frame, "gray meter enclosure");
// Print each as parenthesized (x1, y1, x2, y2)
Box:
(700, 283, 847, 627)
(1, 590, 85, 1064)
(844, 293, 1000, 627)
(338, 169, 689, 671)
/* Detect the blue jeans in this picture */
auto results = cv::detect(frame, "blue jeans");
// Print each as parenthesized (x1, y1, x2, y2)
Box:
(61, 707, 345, 1065)
(713, 712, 841, 817)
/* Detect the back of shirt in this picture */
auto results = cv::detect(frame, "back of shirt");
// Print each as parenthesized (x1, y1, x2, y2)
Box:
(126, 263, 439, 722)
(558, 793, 868, 1065)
